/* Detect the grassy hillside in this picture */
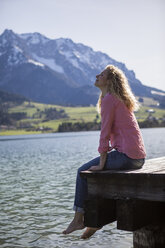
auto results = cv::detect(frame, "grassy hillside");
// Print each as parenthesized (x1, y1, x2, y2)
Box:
(0, 97, 165, 136)
(0, 101, 98, 135)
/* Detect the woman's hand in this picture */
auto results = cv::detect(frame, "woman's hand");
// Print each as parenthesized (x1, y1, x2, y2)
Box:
(88, 152, 107, 171)
(88, 165, 104, 171)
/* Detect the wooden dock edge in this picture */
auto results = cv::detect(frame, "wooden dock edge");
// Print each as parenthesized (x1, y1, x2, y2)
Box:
(81, 156, 165, 248)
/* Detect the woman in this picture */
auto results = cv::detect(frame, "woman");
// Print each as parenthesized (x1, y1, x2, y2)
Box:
(63, 65, 146, 239)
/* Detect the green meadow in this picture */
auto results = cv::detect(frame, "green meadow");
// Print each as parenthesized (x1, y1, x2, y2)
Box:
(0, 97, 165, 136)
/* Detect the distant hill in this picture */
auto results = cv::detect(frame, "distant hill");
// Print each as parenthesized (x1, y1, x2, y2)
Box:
(0, 89, 27, 104)
(0, 29, 164, 106)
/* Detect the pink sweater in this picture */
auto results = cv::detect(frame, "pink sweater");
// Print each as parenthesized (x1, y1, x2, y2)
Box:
(98, 93, 146, 159)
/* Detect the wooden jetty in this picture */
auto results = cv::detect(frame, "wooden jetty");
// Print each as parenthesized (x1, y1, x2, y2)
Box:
(80, 156, 165, 248)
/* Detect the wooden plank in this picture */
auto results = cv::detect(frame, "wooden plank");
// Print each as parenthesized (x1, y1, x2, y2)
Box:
(144, 157, 165, 163)
(133, 225, 165, 248)
(127, 162, 165, 174)
(81, 161, 165, 175)
(80, 157, 165, 202)
(126, 168, 165, 174)
(154, 170, 165, 174)
(84, 197, 116, 228)
(85, 173, 165, 202)
(80, 165, 165, 176)
(81, 156, 165, 247)
(116, 199, 165, 231)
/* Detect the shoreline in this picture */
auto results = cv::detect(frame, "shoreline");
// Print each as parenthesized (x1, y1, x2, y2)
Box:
(0, 126, 165, 136)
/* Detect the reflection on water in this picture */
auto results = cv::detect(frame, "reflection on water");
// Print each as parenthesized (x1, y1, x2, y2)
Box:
(0, 128, 165, 248)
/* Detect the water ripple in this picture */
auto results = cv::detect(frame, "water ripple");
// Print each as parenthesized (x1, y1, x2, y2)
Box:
(0, 129, 164, 248)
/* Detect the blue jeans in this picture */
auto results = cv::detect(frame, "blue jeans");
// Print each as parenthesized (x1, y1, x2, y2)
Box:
(73, 150, 145, 213)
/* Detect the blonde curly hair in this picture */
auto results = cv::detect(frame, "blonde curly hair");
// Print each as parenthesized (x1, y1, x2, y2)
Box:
(97, 65, 139, 113)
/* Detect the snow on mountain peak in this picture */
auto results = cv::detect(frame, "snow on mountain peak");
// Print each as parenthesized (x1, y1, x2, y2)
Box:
(55, 38, 66, 48)
(0, 29, 111, 73)
(1, 29, 161, 105)
(0, 29, 17, 46)
(18, 32, 49, 45)
(32, 53, 64, 73)
(14, 45, 23, 53)
(1, 29, 15, 37)
(0, 36, 7, 46)
(7, 46, 26, 66)
(28, 59, 45, 67)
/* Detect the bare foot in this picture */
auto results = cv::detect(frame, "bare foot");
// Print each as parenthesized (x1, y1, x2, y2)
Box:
(63, 220, 85, 235)
(81, 227, 101, 239)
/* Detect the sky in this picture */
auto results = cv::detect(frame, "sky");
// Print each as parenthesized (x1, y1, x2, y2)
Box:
(0, 0, 165, 91)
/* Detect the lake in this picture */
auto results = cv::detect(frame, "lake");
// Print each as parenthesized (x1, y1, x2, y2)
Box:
(0, 128, 165, 248)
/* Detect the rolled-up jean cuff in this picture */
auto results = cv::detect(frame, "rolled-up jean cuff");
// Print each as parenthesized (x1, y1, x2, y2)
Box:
(73, 205, 85, 213)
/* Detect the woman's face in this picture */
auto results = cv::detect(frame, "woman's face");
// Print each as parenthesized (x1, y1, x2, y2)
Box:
(94, 69, 108, 89)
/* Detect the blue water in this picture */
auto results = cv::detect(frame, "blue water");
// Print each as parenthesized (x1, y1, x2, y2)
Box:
(0, 128, 165, 248)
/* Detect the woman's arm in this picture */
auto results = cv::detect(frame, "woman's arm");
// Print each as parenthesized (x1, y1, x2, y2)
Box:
(98, 96, 115, 154)
(89, 95, 115, 171)
(89, 152, 107, 171)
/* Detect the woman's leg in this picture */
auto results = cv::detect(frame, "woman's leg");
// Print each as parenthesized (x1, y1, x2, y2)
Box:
(62, 211, 85, 235)
(63, 156, 100, 235)
(73, 156, 100, 212)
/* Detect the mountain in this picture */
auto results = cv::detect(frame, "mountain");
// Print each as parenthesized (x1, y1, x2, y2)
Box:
(0, 89, 27, 104)
(0, 29, 164, 106)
